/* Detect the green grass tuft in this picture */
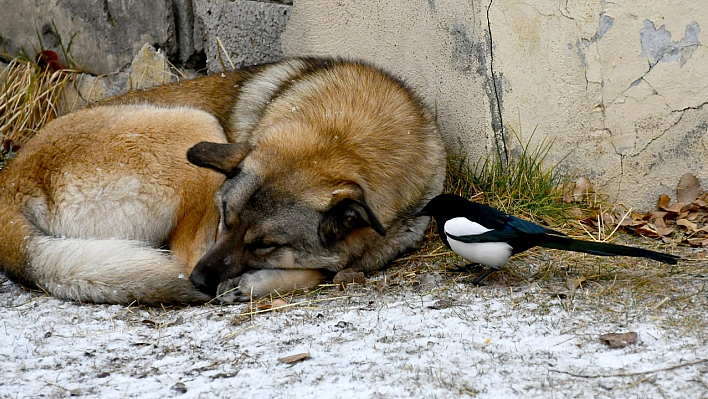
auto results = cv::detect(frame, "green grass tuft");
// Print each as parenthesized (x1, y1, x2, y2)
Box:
(445, 126, 580, 226)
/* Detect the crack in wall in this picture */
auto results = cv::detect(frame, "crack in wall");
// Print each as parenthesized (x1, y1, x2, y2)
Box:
(485, 0, 508, 163)
(607, 138, 625, 195)
(557, 0, 574, 21)
(575, 12, 614, 67)
(628, 101, 708, 157)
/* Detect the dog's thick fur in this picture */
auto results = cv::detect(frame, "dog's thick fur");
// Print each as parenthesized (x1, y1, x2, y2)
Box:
(0, 58, 446, 304)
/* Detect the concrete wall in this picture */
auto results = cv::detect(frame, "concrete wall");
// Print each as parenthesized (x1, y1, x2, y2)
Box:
(0, 0, 290, 75)
(195, 0, 290, 73)
(0, 0, 178, 75)
(283, 0, 708, 210)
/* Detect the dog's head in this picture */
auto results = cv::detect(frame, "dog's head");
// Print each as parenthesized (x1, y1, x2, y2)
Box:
(186, 141, 386, 296)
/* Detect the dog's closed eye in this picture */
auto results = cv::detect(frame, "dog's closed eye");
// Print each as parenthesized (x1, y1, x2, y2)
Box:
(252, 245, 278, 257)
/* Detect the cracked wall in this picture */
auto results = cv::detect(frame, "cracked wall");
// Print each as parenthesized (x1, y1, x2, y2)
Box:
(489, 0, 708, 210)
(284, 0, 708, 210)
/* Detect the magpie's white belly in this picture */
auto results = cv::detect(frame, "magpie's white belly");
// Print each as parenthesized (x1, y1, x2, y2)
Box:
(444, 217, 513, 268)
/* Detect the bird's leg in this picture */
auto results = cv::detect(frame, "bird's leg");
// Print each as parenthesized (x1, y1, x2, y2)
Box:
(448, 263, 486, 273)
(470, 268, 499, 285)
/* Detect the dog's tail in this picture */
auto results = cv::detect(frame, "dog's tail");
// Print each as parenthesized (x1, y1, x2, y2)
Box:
(28, 237, 211, 304)
(0, 206, 209, 304)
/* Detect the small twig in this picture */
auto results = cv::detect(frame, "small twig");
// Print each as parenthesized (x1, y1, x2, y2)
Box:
(549, 358, 708, 379)
(606, 207, 632, 242)
(652, 296, 670, 310)
(164, 58, 188, 80)
(222, 321, 267, 339)
(215, 36, 235, 71)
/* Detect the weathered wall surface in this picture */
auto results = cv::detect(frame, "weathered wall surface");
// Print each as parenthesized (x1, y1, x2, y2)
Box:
(0, 0, 290, 75)
(0, 0, 177, 75)
(487, 1, 708, 210)
(194, 0, 290, 73)
(1, 0, 705, 210)
(283, 0, 708, 210)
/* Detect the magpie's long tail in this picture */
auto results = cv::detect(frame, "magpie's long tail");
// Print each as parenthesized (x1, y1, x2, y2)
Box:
(540, 235, 680, 264)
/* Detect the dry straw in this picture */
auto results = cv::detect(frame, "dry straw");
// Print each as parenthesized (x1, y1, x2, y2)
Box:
(0, 58, 73, 150)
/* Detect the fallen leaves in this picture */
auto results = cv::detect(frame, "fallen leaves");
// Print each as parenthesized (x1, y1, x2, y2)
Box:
(565, 276, 586, 291)
(333, 269, 366, 291)
(599, 332, 638, 348)
(279, 352, 310, 364)
(568, 176, 595, 202)
(427, 299, 455, 310)
(567, 173, 708, 247)
(676, 173, 701, 204)
(255, 298, 288, 311)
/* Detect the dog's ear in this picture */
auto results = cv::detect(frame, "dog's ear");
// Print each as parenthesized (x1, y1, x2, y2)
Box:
(187, 142, 252, 177)
(319, 184, 386, 246)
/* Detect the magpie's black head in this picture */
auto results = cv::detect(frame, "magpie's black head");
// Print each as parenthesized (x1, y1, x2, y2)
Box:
(415, 193, 473, 224)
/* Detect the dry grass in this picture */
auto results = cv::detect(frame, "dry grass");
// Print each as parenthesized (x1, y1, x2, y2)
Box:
(0, 57, 74, 166)
(445, 127, 577, 225)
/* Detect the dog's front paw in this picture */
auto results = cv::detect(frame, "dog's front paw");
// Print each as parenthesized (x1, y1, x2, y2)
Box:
(214, 269, 327, 304)
(215, 276, 250, 303)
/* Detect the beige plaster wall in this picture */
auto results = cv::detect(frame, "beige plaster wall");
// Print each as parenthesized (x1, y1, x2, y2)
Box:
(282, 0, 708, 211)
(282, 0, 499, 159)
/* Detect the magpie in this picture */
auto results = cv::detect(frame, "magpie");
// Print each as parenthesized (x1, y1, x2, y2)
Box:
(415, 194, 681, 284)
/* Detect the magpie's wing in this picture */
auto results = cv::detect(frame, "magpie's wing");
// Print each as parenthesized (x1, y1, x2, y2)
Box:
(506, 216, 566, 236)
(461, 202, 512, 230)
(446, 230, 520, 243)
(464, 202, 566, 237)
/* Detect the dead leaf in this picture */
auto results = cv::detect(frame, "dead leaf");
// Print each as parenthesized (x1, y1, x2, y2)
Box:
(271, 299, 288, 309)
(416, 272, 441, 286)
(599, 332, 638, 348)
(651, 212, 668, 228)
(677, 218, 699, 232)
(694, 199, 708, 207)
(428, 299, 455, 310)
(677, 173, 701, 204)
(619, 218, 635, 227)
(601, 212, 617, 225)
(656, 226, 676, 236)
(279, 352, 310, 364)
(630, 211, 645, 221)
(566, 276, 586, 291)
(657, 194, 671, 210)
(142, 319, 157, 328)
(665, 202, 688, 214)
(333, 269, 366, 285)
(688, 237, 708, 247)
(566, 207, 585, 219)
(572, 177, 594, 201)
(635, 224, 660, 237)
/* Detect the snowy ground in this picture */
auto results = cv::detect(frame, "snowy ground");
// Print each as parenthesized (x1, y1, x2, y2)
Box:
(2, 249, 707, 399)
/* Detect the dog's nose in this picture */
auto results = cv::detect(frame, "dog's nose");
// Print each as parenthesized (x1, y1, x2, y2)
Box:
(189, 269, 216, 296)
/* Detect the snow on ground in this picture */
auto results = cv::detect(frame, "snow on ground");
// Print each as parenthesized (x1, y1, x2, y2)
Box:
(1, 263, 707, 399)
